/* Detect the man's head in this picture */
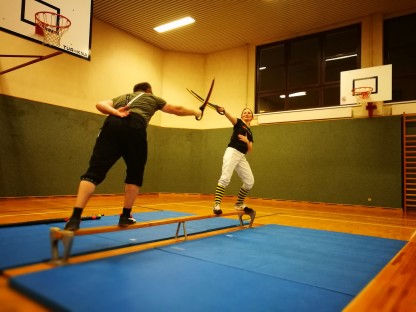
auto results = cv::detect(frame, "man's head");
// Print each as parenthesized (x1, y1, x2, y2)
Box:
(133, 82, 152, 94)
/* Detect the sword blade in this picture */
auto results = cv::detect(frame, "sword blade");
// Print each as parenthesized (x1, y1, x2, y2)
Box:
(187, 88, 217, 110)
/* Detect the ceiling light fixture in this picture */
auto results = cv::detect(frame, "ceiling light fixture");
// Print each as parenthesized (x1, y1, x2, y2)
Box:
(280, 91, 307, 98)
(325, 53, 357, 62)
(154, 17, 195, 33)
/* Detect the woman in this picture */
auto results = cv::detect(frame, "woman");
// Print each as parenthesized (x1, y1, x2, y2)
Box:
(212, 107, 255, 216)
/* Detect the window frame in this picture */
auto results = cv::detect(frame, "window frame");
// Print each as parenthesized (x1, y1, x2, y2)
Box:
(255, 24, 361, 114)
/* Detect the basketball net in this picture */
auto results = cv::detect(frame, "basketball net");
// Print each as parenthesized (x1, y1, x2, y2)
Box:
(35, 12, 71, 47)
(352, 87, 373, 106)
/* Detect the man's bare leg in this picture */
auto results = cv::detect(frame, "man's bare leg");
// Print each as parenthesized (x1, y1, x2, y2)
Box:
(75, 180, 96, 208)
(119, 184, 140, 227)
(65, 180, 96, 231)
(123, 184, 140, 208)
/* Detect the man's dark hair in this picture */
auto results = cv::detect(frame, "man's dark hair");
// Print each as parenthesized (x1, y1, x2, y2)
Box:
(133, 82, 151, 92)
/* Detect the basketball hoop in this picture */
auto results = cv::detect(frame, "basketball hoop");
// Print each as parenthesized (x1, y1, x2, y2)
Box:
(352, 87, 373, 105)
(35, 11, 71, 47)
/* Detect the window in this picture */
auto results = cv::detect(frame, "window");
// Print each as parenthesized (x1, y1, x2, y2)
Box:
(384, 13, 416, 103)
(256, 25, 361, 113)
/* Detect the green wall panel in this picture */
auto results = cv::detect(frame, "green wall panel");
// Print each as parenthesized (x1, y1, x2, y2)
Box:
(0, 95, 402, 208)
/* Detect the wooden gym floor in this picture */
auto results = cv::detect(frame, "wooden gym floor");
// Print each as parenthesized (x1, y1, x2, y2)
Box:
(0, 193, 415, 311)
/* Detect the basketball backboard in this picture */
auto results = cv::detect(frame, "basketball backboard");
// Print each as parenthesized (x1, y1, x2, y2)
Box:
(340, 64, 392, 105)
(0, 0, 92, 60)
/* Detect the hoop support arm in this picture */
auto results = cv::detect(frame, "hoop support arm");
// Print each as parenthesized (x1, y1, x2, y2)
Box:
(0, 51, 62, 75)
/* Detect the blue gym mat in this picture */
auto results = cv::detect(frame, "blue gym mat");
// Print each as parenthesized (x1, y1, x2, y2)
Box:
(0, 211, 246, 271)
(10, 224, 406, 312)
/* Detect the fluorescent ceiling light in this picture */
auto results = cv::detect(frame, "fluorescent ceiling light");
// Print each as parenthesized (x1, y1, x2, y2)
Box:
(325, 54, 357, 62)
(280, 91, 306, 98)
(154, 17, 195, 33)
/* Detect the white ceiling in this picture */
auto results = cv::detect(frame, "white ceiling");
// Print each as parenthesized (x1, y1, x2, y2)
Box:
(93, 0, 416, 54)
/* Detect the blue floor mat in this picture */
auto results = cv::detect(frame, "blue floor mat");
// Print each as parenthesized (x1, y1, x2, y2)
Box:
(0, 211, 245, 270)
(159, 224, 406, 295)
(10, 225, 406, 312)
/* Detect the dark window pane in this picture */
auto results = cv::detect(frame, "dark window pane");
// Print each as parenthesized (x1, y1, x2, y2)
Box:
(388, 47, 416, 75)
(258, 44, 285, 67)
(384, 13, 416, 102)
(288, 62, 319, 88)
(324, 27, 360, 83)
(257, 94, 285, 113)
(391, 76, 416, 103)
(257, 45, 286, 92)
(289, 38, 319, 63)
(323, 86, 340, 107)
(324, 27, 360, 57)
(288, 38, 320, 88)
(325, 56, 358, 82)
(258, 67, 285, 91)
(287, 90, 320, 110)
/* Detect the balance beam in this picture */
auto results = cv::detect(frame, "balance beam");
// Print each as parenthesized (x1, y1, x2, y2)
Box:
(50, 211, 255, 263)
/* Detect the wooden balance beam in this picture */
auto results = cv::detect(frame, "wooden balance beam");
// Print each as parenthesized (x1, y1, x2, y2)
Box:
(50, 210, 255, 263)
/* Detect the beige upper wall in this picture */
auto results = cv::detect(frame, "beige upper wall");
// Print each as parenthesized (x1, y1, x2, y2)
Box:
(159, 51, 205, 129)
(0, 19, 164, 115)
(2, 13, 403, 128)
(0, 18, 251, 129)
(204, 45, 252, 128)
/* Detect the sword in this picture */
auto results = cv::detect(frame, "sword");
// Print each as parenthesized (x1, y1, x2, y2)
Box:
(187, 85, 225, 117)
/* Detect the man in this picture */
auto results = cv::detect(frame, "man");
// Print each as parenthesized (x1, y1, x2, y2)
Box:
(65, 82, 201, 230)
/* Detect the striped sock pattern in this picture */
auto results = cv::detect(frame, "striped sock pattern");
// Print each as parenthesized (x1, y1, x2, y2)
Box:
(214, 184, 226, 205)
(236, 187, 250, 206)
